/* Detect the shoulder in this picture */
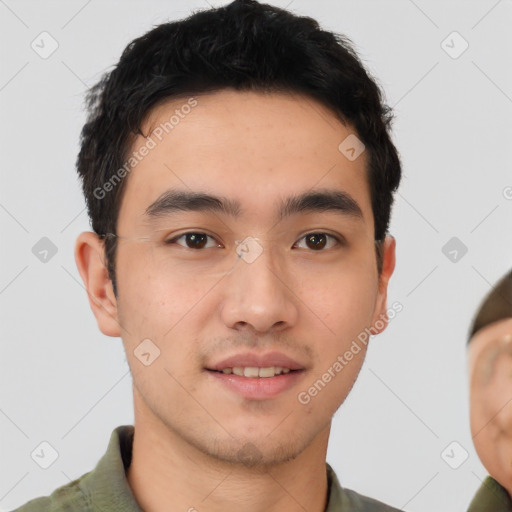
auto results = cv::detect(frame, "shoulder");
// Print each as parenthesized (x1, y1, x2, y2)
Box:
(326, 463, 403, 512)
(467, 475, 512, 512)
(9, 473, 90, 512)
(342, 487, 404, 512)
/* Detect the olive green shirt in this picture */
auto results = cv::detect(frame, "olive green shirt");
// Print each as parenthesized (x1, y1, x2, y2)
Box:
(11, 425, 403, 512)
(467, 475, 512, 512)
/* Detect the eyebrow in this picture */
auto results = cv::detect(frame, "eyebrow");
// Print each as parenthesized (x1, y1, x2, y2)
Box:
(144, 187, 364, 223)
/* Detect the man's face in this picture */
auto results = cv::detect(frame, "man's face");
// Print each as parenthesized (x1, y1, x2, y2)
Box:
(469, 317, 512, 494)
(98, 89, 394, 466)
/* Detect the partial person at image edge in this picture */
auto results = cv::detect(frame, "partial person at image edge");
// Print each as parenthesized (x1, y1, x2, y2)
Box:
(467, 270, 512, 512)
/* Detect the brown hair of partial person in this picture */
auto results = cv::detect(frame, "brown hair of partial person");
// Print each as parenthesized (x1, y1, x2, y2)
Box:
(468, 270, 512, 342)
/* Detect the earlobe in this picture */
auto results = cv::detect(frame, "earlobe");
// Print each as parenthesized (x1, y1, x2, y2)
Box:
(74, 231, 122, 337)
(372, 235, 396, 334)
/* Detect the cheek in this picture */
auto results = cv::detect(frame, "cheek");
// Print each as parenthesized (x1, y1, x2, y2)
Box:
(489, 377, 512, 434)
(469, 393, 497, 474)
(117, 248, 209, 321)
(470, 381, 512, 450)
(469, 388, 486, 435)
(299, 267, 375, 388)
(470, 381, 512, 490)
(310, 264, 378, 336)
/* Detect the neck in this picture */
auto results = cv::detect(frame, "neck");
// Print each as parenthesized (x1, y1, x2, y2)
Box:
(126, 394, 331, 512)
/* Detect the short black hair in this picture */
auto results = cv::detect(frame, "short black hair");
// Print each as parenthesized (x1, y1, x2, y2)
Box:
(76, 0, 402, 297)
(468, 270, 512, 342)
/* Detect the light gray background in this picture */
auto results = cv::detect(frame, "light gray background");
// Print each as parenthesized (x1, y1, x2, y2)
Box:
(1, 1, 512, 511)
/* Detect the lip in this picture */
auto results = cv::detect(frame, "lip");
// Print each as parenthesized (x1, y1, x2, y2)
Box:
(205, 351, 307, 400)
(207, 369, 305, 400)
(206, 351, 306, 372)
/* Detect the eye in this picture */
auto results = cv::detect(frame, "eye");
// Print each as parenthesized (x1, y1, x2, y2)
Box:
(294, 232, 342, 251)
(165, 231, 343, 251)
(166, 232, 221, 250)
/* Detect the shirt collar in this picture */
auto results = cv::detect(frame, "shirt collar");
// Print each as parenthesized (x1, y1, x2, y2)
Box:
(79, 425, 143, 511)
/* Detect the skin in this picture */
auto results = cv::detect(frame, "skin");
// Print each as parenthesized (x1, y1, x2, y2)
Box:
(468, 317, 512, 498)
(75, 89, 396, 512)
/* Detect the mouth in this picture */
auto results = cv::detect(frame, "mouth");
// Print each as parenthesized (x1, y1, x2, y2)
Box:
(208, 366, 299, 378)
(205, 364, 306, 400)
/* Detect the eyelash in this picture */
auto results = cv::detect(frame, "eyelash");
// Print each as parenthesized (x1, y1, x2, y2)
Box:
(164, 231, 345, 251)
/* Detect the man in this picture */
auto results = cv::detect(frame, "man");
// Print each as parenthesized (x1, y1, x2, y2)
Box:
(12, 1, 402, 510)
(467, 270, 512, 511)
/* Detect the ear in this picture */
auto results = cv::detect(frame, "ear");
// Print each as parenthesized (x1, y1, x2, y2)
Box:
(370, 235, 396, 334)
(74, 231, 121, 337)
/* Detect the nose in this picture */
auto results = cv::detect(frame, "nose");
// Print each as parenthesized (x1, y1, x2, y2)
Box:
(219, 239, 299, 334)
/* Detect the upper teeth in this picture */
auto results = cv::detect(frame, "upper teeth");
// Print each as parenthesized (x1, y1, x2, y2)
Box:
(221, 367, 291, 377)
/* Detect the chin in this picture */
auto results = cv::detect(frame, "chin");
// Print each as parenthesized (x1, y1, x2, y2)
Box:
(214, 439, 308, 469)
(188, 427, 314, 470)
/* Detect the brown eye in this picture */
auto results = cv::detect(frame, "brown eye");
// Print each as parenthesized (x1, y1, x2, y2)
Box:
(166, 232, 219, 249)
(295, 233, 340, 251)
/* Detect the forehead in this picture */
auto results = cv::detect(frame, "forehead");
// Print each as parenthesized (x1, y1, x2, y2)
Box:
(117, 89, 373, 230)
